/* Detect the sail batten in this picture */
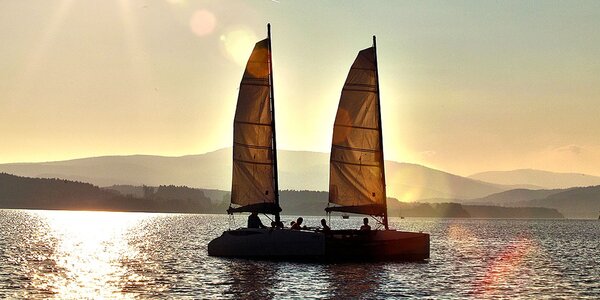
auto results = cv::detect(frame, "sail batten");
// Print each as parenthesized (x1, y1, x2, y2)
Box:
(229, 37, 280, 215)
(328, 46, 387, 217)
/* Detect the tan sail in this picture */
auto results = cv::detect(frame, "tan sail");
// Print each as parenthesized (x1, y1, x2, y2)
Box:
(327, 46, 386, 217)
(228, 38, 280, 214)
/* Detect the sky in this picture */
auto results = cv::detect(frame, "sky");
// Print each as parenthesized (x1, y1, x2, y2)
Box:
(1, 0, 600, 176)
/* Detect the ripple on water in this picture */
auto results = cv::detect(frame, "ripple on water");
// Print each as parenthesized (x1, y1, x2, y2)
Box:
(0, 210, 598, 299)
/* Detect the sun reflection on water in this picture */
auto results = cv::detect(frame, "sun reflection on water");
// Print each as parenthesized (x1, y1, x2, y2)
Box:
(474, 237, 537, 297)
(30, 210, 149, 299)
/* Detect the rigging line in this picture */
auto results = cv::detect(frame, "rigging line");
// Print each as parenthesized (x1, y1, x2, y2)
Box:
(344, 83, 376, 88)
(233, 142, 272, 150)
(371, 215, 385, 230)
(240, 82, 270, 87)
(333, 123, 379, 131)
(342, 88, 378, 93)
(332, 144, 380, 153)
(331, 159, 379, 167)
(233, 158, 273, 166)
(350, 66, 376, 71)
(240, 77, 269, 83)
(234, 120, 272, 126)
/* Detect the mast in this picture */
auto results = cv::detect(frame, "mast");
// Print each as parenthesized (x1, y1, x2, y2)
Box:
(373, 35, 389, 230)
(267, 23, 281, 224)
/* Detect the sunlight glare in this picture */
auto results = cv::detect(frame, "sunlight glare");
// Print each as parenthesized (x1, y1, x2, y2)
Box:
(16, 0, 74, 99)
(32, 210, 150, 299)
(220, 28, 258, 67)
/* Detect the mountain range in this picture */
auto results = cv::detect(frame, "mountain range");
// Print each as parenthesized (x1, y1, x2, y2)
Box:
(469, 169, 600, 189)
(0, 148, 512, 201)
(0, 173, 563, 219)
(463, 186, 600, 218)
(2, 148, 599, 218)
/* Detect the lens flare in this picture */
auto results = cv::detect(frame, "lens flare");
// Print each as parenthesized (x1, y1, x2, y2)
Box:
(189, 9, 216, 37)
(474, 238, 536, 296)
(220, 28, 258, 66)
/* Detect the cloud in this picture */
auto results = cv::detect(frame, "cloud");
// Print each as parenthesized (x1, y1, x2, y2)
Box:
(420, 150, 437, 157)
(554, 145, 583, 155)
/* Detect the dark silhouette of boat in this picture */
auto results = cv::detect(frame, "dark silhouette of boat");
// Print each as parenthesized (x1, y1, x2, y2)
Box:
(208, 24, 429, 261)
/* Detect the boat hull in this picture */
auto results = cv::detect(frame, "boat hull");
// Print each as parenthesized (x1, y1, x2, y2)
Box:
(325, 230, 430, 261)
(208, 228, 429, 261)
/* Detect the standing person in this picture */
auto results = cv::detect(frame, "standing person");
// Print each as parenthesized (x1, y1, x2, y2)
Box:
(320, 218, 331, 232)
(360, 217, 371, 231)
(248, 212, 266, 229)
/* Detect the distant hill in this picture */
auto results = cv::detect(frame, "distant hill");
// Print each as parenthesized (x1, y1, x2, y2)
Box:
(0, 173, 216, 213)
(457, 185, 600, 218)
(0, 174, 562, 218)
(469, 169, 600, 189)
(517, 186, 600, 219)
(0, 148, 512, 201)
(108, 186, 563, 219)
(275, 192, 562, 219)
(465, 188, 567, 206)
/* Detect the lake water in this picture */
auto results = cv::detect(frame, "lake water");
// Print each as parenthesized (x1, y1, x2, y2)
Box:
(0, 209, 598, 299)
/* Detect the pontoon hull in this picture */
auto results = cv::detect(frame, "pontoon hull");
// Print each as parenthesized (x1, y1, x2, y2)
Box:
(207, 228, 429, 261)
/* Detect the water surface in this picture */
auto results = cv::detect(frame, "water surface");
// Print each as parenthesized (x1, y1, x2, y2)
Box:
(0, 210, 598, 299)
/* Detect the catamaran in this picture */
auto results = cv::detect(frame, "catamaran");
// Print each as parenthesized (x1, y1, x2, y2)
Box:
(208, 25, 429, 261)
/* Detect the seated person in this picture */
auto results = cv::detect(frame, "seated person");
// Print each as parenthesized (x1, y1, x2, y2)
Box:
(290, 217, 304, 230)
(320, 218, 331, 232)
(360, 217, 371, 231)
(247, 212, 266, 229)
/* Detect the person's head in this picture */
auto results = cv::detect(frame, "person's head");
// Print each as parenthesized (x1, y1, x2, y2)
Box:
(363, 217, 369, 225)
(321, 218, 327, 226)
(251, 212, 258, 216)
(297, 217, 303, 225)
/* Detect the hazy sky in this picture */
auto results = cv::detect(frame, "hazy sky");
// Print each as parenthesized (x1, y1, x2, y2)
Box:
(2, 0, 600, 176)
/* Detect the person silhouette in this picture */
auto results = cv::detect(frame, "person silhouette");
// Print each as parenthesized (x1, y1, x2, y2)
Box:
(291, 217, 304, 230)
(320, 218, 331, 232)
(247, 212, 266, 229)
(360, 217, 371, 231)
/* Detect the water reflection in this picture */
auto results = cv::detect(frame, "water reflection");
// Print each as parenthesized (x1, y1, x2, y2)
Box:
(326, 263, 383, 299)
(224, 260, 279, 299)
(474, 237, 536, 297)
(29, 210, 147, 299)
(1, 212, 599, 299)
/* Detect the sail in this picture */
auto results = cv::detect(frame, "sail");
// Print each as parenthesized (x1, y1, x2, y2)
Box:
(327, 47, 386, 216)
(228, 38, 280, 214)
